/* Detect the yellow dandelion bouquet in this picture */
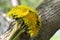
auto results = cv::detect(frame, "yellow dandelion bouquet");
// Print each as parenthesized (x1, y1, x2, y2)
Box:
(7, 5, 42, 40)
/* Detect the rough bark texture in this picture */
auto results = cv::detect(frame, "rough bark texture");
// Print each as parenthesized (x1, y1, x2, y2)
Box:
(34, 0, 60, 40)
(0, 0, 60, 40)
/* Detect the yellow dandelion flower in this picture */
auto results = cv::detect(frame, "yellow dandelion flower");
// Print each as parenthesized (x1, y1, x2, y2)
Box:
(7, 5, 41, 38)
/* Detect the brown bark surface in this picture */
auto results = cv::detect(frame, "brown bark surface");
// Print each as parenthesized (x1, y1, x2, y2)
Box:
(34, 0, 60, 40)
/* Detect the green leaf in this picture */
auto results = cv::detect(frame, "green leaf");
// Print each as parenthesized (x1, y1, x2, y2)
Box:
(20, 0, 44, 9)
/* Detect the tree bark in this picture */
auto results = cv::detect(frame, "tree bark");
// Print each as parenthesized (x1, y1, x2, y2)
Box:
(34, 0, 60, 40)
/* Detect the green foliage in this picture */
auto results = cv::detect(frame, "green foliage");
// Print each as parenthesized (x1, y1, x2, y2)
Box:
(0, 0, 12, 13)
(20, 0, 44, 9)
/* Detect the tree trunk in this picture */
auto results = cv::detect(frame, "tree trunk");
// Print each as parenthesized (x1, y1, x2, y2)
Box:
(34, 0, 60, 40)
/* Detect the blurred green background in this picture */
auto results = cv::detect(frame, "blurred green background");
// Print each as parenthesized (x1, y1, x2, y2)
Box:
(50, 29, 60, 40)
(0, 0, 12, 13)
(0, 0, 43, 13)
